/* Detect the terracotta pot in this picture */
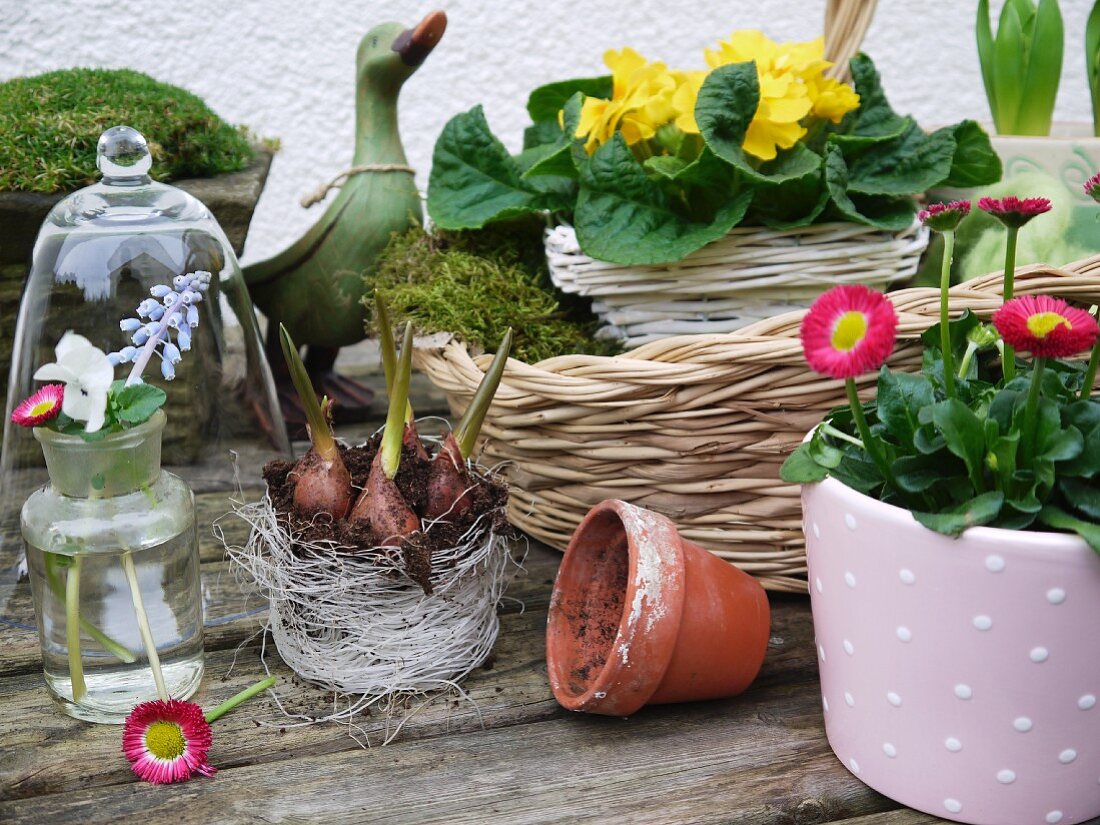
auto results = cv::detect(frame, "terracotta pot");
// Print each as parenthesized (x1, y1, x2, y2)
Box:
(804, 473, 1100, 825)
(546, 499, 770, 717)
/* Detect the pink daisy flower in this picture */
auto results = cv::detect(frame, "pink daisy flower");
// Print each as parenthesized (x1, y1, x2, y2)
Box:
(993, 296, 1099, 359)
(918, 200, 971, 233)
(1085, 172, 1100, 204)
(122, 699, 216, 784)
(978, 195, 1052, 228)
(801, 285, 899, 379)
(10, 384, 64, 427)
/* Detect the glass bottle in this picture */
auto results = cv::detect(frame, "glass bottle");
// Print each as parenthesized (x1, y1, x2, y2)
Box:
(22, 410, 203, 723)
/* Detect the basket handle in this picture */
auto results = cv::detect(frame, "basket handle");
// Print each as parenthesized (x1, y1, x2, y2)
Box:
(824, 0, 878, 82)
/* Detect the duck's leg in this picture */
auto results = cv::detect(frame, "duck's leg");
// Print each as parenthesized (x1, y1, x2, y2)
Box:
(303, 345, 376, 423)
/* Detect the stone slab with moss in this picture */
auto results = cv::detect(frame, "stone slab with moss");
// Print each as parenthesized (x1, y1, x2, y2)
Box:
(366, 218, 616, 364)
(0, 68, 273, 409)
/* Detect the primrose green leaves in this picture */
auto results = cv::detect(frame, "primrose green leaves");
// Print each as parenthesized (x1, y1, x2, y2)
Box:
(426, 53, 1000, 264)
(526, 76, 611, 123)
(913, 491, 1005, 535)
(428, 106, 569, 231)
(110, 382, 167, 426)
(573, 135, 752, 265)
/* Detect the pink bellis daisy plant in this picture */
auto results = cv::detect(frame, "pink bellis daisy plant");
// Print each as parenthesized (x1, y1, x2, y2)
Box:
(993, 295, 1100, 459)
(10, 384, 64, 427)
(1085, 172, 1100, 204)
(123, 676, 276, 784)
(918, 200, 973, 397)
(800, 285, 899, 487)
(979, 196, 1054, 382)
(977, 195, 1052, 228)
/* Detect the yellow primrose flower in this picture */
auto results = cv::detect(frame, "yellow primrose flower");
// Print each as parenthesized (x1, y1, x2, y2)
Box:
(704, 29, 859, 160)
(673, 71, 706, 134)
(576, 48, 688, 153)
(806, 75, 860, 123)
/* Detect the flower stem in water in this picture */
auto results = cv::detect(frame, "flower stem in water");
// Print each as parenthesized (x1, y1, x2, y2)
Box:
(46, 553, 135, 664)
(65, 556, 86, 702)
(121, 551, 168, 702)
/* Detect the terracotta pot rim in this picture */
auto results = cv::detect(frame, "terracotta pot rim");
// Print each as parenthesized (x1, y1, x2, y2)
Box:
(547, 499, 686, 714)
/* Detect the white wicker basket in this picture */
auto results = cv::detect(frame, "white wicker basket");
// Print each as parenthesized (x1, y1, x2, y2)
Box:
(546, 221, 930, 346)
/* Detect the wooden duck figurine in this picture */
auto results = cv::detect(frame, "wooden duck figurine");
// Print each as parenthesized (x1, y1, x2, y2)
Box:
(243, 10, 446, 423)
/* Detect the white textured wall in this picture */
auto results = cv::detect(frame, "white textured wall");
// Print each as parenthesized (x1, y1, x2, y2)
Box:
(4, 0, 1097, 263)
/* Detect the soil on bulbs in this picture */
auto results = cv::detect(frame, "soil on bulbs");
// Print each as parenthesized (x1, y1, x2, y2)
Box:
(262, 432, 510, 593)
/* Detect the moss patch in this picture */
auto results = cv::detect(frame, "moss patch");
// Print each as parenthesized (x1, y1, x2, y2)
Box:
(0, 68, 255, 192)
(366, 217, 617, 363)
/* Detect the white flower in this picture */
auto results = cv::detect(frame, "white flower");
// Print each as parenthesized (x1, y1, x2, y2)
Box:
(33, 332, 115, 432)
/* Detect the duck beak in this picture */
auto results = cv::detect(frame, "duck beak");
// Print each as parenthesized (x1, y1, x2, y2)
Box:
(393, 10, 447, 66)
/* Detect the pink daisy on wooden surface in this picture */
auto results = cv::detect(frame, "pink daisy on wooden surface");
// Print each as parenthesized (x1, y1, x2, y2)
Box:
(1086, 172, 1100, 204)
(122, 698, 216, 784)
(993, 295, 1099, 359)
(977, 195, 1052, 228)
(801, 285, 898, 379)
(917, 200, 971, 232)
(10, 384, 64, 427)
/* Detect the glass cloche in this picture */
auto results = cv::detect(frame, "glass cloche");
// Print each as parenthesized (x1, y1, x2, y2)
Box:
(1, 126, 289, 566)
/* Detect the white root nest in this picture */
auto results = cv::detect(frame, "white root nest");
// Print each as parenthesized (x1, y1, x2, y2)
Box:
(223, 480, 518, 720)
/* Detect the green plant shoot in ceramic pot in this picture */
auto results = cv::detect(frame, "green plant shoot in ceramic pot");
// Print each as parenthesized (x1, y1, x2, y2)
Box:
(428, 31, 1001, 266)
(780, 190, 1100, 824)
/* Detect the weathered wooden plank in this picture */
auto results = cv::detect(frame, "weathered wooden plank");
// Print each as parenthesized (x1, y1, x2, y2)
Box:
(824, 812, 951, 824)
(0, 541, 560, 679)
(0, 596, 816, 805)
(0, 666, 892, 825)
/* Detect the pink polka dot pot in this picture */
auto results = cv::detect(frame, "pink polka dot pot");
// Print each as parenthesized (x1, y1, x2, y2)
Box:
(803, 475, 1100, 825)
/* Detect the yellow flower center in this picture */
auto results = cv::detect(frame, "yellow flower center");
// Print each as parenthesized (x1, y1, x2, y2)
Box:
(29, 400, 55, 417)
(145, 721, 187, 760)
(1026, 311, 1070, 339)
(831, 311, 868, 352)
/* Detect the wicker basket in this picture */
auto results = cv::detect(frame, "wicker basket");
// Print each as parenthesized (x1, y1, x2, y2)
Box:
(414, 256, 1100, 593)
(545, 221, 930, 347)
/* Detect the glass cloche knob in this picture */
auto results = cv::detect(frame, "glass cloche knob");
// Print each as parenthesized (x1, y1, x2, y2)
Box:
(96, 125, 152, 181)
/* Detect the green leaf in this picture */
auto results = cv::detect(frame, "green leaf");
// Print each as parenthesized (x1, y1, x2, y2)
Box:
(1016, 0, 1062, 135)
(986, 429, 1020, 489)
(976, 0, 998, 122)
(428, 106, 564, 231)
(522, 119, 563, 151)
(111, 383, 167, 425)
(993, 0, 1025, 133)
(913, 491, 1005, 536)
(1060, 400, 1100, 476)
(939, 120, 1002, 187)
(828, 449, 884, 495)
(1087, 0, 1100, 134)
(933, 398, 988, 488)
(1059, 478, 1100, 520)
(824, 145, 916, 231)
(877, 368, 934, 446)
(573, 134, 752, 265)
(829, 54, 911, 148)
(1038, 504, 1100, 553)
(695, 62, 760, 167)
(526, 75, 611, 123)
(644, 156, 689, 179)
(894, 453, 948, 493)
(522, 94, 585, 180)
(780, 440, 830, 483)
(846, 122, 956, 197)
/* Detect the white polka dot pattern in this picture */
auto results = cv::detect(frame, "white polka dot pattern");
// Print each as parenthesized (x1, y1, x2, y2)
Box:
(803, 478, 1100, 825)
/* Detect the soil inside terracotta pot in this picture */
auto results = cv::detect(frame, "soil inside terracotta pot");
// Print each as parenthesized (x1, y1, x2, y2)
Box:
(262, 433, 509, 594)
(556, 511, 630, 696)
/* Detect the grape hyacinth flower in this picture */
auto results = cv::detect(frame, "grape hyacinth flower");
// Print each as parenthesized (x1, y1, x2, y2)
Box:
(109, 271, 211, 385)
